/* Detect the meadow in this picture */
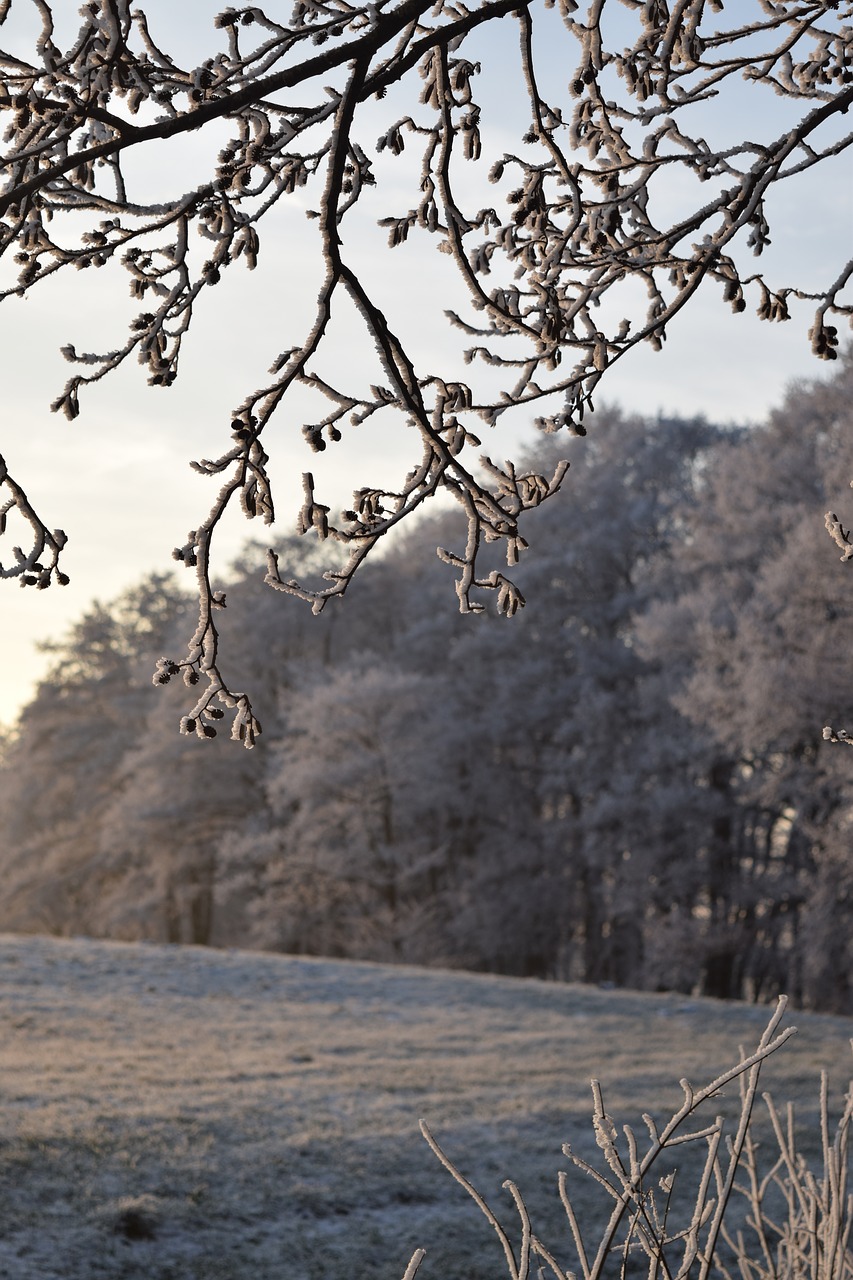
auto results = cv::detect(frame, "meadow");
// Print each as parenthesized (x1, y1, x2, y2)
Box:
(0, 934, 851, 1279)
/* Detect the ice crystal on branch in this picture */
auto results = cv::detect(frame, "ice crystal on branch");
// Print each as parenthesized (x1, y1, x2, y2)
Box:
(0, 0, 851, 740)
(0, 455, 68, 589)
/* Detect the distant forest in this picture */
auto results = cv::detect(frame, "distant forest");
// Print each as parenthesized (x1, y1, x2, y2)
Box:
(2, 359, 852, 1013)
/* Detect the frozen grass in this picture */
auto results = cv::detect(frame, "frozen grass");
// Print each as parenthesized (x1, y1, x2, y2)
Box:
(0, 934, 850, 1280)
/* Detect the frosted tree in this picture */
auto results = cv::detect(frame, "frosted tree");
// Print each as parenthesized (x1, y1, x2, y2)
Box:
(225, 661, 463, 959)
(0, 1, 850, 740)
(0, 543, 315, 942)
(222, 409, 731, 983)
(0, 573, 189, 935)
(637, 358, 853, 1008)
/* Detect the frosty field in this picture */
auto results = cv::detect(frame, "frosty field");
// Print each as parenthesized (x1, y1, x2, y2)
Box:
(0, 934, 851, 1280)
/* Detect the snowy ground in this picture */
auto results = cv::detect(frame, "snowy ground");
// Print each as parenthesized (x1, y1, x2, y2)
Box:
(0, 934, 851, 1280)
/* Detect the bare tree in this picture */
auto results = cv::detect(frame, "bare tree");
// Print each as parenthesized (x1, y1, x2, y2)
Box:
(0, 1, 850, 742)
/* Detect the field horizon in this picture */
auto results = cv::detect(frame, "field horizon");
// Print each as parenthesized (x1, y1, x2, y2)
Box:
(1, 932, 851, 1279)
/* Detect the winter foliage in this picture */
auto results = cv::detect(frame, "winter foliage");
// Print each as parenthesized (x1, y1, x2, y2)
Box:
(2, 361, 853, 1010)
(0, 1, 850, 738)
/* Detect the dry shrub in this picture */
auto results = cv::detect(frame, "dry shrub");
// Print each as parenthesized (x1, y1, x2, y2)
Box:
(405, 998, 852, 1280)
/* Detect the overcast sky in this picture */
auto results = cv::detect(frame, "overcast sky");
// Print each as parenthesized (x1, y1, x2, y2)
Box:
(1, 3, 851, 728)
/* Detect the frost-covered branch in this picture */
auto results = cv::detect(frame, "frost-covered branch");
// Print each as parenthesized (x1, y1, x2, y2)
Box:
(0, 453, 67, 587)
(1, 1, 851, 740)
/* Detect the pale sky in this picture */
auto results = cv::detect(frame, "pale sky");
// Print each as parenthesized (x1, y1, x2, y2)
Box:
(1, 3, 851, 728)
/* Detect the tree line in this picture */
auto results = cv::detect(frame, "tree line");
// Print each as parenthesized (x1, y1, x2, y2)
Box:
(1, 359, 852, 1012)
